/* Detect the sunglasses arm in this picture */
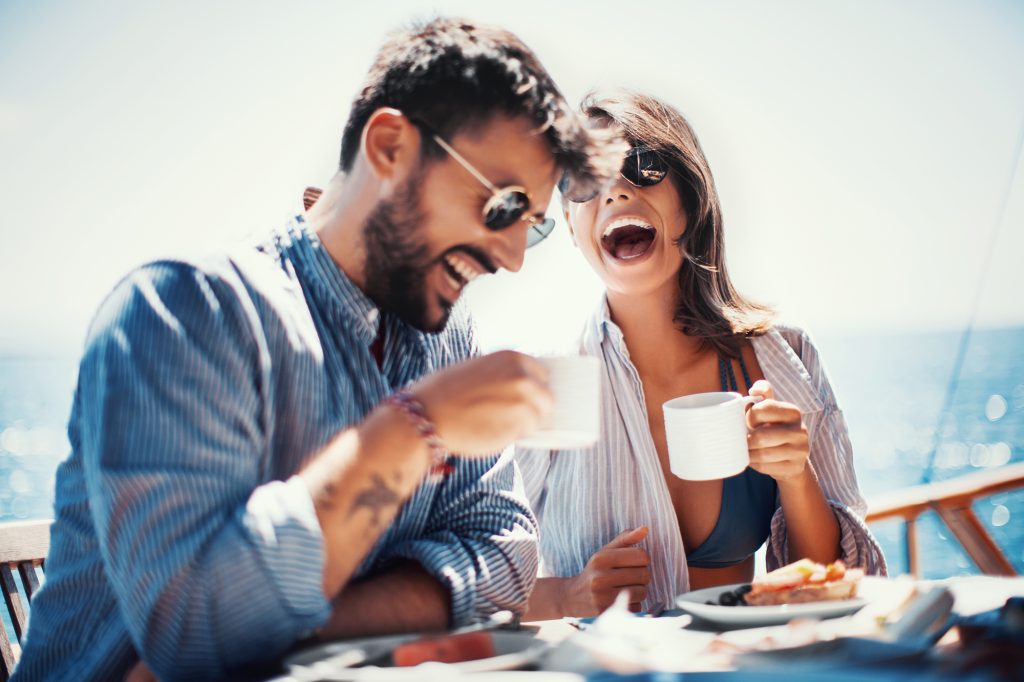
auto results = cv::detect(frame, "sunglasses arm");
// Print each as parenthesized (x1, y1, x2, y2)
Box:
(430, 135, 501, 194)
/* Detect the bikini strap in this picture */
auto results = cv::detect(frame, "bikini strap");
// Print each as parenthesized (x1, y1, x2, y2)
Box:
(737, 350, 753, 392)
(718, 348, 753, 393)
(718, 354, 738, 392)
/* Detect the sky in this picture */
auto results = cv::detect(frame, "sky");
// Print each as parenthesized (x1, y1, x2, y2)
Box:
(1, 0, 1023, 356)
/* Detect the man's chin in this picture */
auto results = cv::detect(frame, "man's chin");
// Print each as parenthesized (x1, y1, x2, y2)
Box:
(421, 296, 453, 334)
(387, 293, 452, 334)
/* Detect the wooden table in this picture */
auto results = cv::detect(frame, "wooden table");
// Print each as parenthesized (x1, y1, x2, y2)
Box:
(267, 576, 1024, 680)
(518, 576, 1024, 676)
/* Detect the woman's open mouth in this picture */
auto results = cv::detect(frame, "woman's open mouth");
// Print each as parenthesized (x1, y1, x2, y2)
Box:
(601, 217, 657, 261)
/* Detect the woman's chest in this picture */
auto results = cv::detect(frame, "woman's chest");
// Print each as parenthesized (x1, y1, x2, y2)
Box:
(640, 375, 729, 551)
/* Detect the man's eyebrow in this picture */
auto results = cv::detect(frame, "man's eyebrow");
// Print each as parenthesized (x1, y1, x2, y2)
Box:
(491, 175, 520, 188)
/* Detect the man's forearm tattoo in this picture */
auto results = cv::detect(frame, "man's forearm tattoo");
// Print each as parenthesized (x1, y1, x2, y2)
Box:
(348, 472, 401, 527)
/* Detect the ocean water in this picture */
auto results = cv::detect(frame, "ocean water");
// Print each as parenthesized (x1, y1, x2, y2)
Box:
(0, 327, 1022, 580)
(817, 326, 1024, 577)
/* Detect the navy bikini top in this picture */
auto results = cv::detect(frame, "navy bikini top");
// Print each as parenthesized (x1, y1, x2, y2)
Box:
(684, 353, 779, 569)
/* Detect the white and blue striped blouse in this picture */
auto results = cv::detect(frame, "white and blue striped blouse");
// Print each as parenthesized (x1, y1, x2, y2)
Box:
(516, 299, 887, 614)
(14, 218, 538, 681)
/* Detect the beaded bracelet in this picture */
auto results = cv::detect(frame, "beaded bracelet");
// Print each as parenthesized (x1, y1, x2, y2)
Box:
(383, 389, 453, 477)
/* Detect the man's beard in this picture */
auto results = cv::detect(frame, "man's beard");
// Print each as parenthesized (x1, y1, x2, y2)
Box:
(362, 170, 452, 333)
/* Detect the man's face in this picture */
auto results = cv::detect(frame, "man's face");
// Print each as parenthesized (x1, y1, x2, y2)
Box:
(362, 115, 559, 333)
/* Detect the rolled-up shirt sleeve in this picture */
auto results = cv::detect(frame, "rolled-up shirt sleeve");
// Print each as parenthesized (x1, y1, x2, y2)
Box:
(375, 450, 539, 626)
(766, 329, 888, 576)
(77, 261, 330, 680)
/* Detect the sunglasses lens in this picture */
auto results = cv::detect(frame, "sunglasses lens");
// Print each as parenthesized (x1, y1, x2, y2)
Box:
(622, 148, 668, 187)
(484, 191, 529, 230)
(482, 188, 553, 246)
(562, 148, 669, 204)
(526, 218, 556, 248)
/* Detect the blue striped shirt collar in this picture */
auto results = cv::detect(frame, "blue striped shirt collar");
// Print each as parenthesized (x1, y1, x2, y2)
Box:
(280, 216, 382, 346)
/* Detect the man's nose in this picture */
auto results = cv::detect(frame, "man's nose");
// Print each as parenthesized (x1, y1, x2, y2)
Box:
(489, 221, 530, 273)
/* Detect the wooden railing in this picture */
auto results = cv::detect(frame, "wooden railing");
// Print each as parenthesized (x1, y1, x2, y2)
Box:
(866, 461, 1024, 577)
(0, 519, 50, 679)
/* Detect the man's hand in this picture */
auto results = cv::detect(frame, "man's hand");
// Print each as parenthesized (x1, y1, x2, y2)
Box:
(564, 527, 651, 616)
(746, 380, 810, 482)
(303, 351, 552, 601)
(411, 351, 554, 456)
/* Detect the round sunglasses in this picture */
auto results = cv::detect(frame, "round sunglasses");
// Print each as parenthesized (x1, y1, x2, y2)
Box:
(418, 123, 556, 248)
(559, 145, 670, 203)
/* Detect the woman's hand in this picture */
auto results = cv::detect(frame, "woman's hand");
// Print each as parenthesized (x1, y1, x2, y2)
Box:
(746, 380, 810, 482)
(564, 527, 651, 616)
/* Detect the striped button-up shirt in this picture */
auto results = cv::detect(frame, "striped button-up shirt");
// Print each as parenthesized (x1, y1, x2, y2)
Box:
(517, 299, 887, 614)
(14, 218, 538, 681)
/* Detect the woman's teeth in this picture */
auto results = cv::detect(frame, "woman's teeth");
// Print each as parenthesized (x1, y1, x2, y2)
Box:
(601, 218, 657, 260)
(603, 217, 655, 239)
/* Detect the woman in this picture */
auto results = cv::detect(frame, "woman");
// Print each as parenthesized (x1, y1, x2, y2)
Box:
(517, 91, 886, 619)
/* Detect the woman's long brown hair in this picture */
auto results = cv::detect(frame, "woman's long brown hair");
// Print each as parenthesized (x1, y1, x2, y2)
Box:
(582, 90, 774, 357)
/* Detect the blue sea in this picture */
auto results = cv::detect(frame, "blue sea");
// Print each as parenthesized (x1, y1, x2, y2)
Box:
(1, 326, 1022, 580)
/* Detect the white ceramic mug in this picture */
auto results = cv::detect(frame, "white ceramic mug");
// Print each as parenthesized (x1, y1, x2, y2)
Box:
(517, 356, 601, 450)
(662, 391, 762, 480)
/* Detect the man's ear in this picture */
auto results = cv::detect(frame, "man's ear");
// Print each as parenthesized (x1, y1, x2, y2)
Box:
(360, 108, 419, 186)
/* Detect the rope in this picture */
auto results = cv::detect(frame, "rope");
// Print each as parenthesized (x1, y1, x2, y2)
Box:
(920, 113, 1024, 484)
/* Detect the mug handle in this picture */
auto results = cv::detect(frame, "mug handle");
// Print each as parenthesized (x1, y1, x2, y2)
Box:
(741, 394, 766, 437)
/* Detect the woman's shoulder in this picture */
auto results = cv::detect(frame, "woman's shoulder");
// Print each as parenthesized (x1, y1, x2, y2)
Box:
(753, 323, 831, 393)
(755, 322, 842, 413)
(756, 322, 822, 360)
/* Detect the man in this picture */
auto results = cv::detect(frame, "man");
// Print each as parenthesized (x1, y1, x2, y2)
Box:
(13, 17, 620, 681)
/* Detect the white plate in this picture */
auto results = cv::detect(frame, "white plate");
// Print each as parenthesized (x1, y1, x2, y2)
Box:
(675, 580, 873, 627)
(285, 631, 549, 680)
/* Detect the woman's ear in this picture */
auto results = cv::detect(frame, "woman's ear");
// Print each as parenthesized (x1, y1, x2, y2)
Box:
(563, 206, 578, 247)
(359, 108, 420, 189)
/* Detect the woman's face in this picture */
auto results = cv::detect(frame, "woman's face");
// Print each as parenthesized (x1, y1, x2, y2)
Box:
(566, 165, 688, 299)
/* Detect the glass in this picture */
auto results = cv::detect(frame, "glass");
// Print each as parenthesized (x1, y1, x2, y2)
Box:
(415, 121, 556, 247)
(559, 145, 670, 203)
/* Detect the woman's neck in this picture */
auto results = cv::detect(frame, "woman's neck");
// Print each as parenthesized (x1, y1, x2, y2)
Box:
(606, 283, 704, 381)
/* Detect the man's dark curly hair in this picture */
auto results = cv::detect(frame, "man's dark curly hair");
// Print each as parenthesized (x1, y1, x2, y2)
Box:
(339, 17, 623, 199)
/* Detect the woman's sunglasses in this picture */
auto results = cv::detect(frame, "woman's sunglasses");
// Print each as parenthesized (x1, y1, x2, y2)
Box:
(559, 146, 669, 203)
(415, 121, 556, 248)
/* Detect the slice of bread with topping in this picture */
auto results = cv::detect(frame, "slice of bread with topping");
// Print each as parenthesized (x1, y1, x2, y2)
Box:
(744, 558, 864, 606)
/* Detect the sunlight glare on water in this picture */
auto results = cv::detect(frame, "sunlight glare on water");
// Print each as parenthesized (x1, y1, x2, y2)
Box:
(986, 394, 1008, 421)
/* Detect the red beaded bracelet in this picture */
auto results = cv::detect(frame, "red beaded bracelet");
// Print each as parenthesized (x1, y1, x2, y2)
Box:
(383, 389, 453, 477)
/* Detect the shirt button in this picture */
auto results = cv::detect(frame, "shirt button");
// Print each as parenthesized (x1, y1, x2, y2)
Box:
(368, 309, 379, 325)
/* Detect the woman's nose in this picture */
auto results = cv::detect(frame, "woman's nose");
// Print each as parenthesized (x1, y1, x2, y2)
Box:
(602, 177, 635, 205)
